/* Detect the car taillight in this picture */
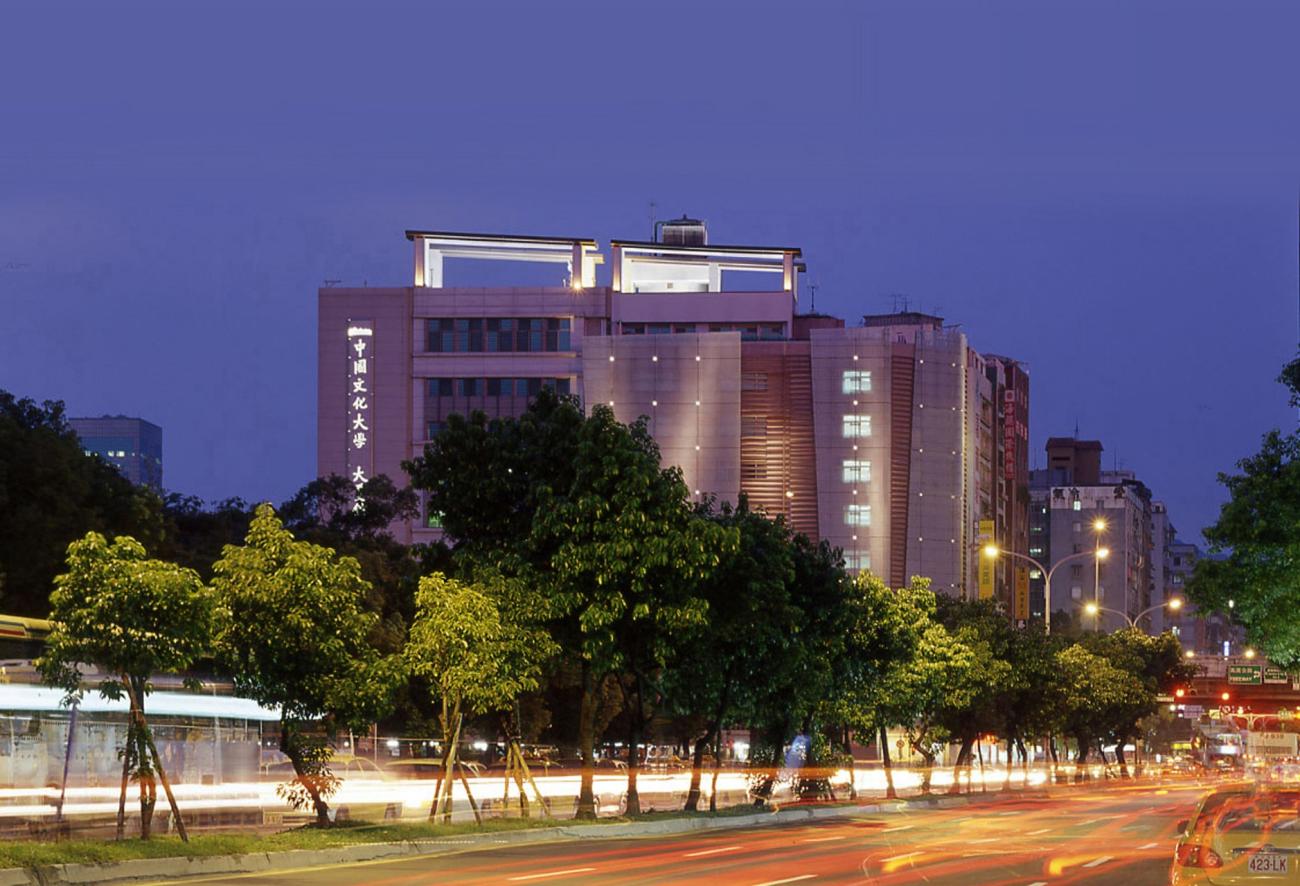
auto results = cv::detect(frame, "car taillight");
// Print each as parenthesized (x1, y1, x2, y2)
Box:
(1176, 844, 1224, 868)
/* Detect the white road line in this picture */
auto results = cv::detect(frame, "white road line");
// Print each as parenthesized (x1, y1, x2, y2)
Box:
(998, 810, 1020, 815)
(751, 877, 816, 886)
(508, 868, 597, 882)
(881, 825, 914, 833)
(684, 844, 744, 858)
(968, 838, 999, 844)
(1027, 881, 1048, 886)
(800, 835, 846, 843)
(1026, 828, 1052, 835)
(1077, 818, 1103, 827)
(1082, 856, 1114, 868)
(1139, 842, 1159, 849)
(881, 851, 922, 863)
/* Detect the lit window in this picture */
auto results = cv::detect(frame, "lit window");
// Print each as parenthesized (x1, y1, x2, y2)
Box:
(741, 415, 767, 438)
(842, 370, 873, 394)
(1072, 500, 1082, 511)
(845, 504, 872, 527)
(845, 551, 871, 571)
(842, 459, 872, 483)
(1070, 585, 1082, 599)
(741, 372, 768, 392)
(1029, 547, 1044, 556)
(842, 415, 872, 438)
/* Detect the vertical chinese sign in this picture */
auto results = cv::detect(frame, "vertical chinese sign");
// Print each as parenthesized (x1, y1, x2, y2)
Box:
(346, 321, 374, 511)
(977, 518, 995, 600)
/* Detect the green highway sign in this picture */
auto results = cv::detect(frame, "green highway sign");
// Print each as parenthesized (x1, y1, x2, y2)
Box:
(1264, 666, 1290, 684)
(1228, 664, 1262, 685)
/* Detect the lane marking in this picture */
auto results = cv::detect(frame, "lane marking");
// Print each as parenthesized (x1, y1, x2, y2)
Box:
(508, 868, 597, 882)
(881, 825, 913, 833)
(1028, 882, 1048, 886)
(1026, 828, 1052, 835)
(1139, 842, 1159, 849)
(751, 877, 816, 886)
(684, 844, 744, 858)
(998, 810, 1020, 815)
(1082, 856, 1113, 868)
(800, 835, 846, 843)
(968, 838, 999, 844)
(882, 851, 922, 863)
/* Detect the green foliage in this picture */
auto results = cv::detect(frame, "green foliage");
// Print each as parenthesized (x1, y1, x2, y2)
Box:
(211, 504, 403, 823)
(0, 391, 164, 616)
(39, 532, 212, 701)
(1189, 424, 1300, 666)
(407, 571, 556, 719)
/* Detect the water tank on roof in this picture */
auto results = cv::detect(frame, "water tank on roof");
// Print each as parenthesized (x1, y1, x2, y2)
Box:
(657, 215, 708, 246)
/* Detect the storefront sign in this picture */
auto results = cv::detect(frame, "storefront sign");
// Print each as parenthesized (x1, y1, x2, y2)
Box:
(346, 321, 374, 511)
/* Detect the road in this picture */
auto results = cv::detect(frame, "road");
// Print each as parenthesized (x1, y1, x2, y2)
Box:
(154, 781, 1211, 885)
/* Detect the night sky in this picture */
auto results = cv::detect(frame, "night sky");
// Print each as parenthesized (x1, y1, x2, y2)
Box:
(2, 1, 1296, 543)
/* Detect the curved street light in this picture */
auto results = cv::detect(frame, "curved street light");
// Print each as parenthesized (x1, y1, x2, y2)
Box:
(1083, 597, 1183, 630)
(981, 544, 1109, 637)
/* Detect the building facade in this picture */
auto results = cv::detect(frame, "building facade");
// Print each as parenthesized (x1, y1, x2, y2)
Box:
(318, 224, 1029, 598)
(69, 416, 163, 489)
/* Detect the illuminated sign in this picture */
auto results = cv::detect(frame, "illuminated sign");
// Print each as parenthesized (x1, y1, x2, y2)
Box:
(1013, 566, 1030, 621)
(977, 519, 995, 600)
(346, 321, 374, 511)
(1228, 664, 1262, 685)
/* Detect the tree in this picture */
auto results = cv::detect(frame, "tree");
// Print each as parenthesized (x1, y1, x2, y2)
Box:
(879, 619, 980, 794)
(1054, 643, 1146, 775)
(0, 391, 164, 616)
(663, 498, 797, 812)
(211, 504, 402, 827)
(406, 391, 734, 819)
(39, 532, 211, 840)
(406, 571, 556, 819)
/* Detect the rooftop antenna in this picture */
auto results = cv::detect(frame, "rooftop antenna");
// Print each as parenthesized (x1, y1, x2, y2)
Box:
(322, 279, 341, 288)
(649, 201, 657, 241)
(1073, 419, 1080, 439)
(808, 281, 818, 313)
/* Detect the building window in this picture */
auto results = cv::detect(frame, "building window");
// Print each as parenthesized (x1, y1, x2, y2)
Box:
(1172, 574, 1184, 586)
(1072, 522, 1081, 533)
(455, 378, 481, 396)
(741, 415, 767, 438)
(427, 378, 454, 397)
(426, 317, 570, 353)
(845, 551, 871, 571)
(842, 459, 872, 483)
(741, 461, 767, 480)
(741, 372, 768, 392)
(1071, 564, 1082, 579)
(426, 421, 444, 439)
(842, 370, 872, 394)
(1072, 500, 1082, 511)
(1071, 585, 1082, 600)
(1029, 546, 1044, 556)
(845, 504, 872, 527)
(842, 415, 872, 438)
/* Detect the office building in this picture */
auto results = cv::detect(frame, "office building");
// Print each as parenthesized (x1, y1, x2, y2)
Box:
(70, 415, 163, 490)
(318, 223, 1029, 598)
(1029, 437, 1154, 632)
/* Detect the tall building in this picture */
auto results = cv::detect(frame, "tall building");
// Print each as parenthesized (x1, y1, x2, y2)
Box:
(69, 415, 163, 489)
(318, 224, 1029, 598)
(1029, 437, 1154, 633)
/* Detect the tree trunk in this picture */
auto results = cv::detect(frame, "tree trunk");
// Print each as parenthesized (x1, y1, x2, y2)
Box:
(880, 726, 897, 800)
(131, 678, 157, 839)
(575, 663, 599, 820)
(116, 718, 134, 841)
(949, 734, 974, 795)
(281, 718, 330, 827)
(844, 727, 858, 801)
(709, 729, 723, 813)
(684, 731, 714, 813)
(624, 710, 641, 817)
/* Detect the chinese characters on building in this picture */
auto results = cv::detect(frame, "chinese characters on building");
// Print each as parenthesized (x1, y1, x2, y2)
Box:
(346, 322, 374, 511)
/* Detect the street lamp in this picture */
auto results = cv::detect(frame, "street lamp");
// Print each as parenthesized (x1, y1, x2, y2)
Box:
(1092, 517, 1108, 611)
(1083, 598, 1184, 630)
(983, 544, 1110, 637)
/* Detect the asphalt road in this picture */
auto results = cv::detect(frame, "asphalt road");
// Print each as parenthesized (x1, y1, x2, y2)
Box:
(154, 781, 1211, 885)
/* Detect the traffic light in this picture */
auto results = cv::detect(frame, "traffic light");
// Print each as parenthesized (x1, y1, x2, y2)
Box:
(1221, 691, 1231, 703)
(1175, 688, 1186, 699)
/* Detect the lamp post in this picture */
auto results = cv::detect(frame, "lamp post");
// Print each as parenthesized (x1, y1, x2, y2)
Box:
(1084, 597, 1183, 631)
(1092, 517, 1107, 610)
(982, 544, 1110, 637)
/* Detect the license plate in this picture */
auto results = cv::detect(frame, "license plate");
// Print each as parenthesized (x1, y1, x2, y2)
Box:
(1249, 852, 1288, 873)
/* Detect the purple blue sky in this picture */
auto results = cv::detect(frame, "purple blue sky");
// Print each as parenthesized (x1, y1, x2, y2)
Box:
(2, 1, 1297, 541)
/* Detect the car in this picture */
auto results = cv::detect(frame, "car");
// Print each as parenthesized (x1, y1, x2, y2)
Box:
(1170, 784, 1296, 884)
